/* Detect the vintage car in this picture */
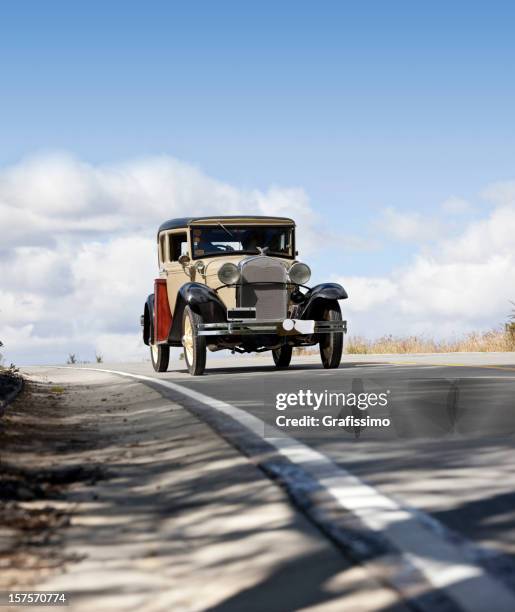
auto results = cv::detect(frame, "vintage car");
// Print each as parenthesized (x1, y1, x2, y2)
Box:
(141, 216, 348, 375)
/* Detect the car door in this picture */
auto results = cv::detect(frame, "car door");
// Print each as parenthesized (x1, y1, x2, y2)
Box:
(164, 229, 192, 317)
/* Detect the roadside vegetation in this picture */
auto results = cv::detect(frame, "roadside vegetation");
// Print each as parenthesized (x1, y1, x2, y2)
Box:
(346, 304, 515, 354)
(292, 327, 515, 356)
(0, 340, 19, 374)
(0, 341, 22, 414)
(295, 304, 515, 355)
(345, 328, 515, 354)
(65, 353, 103, 364)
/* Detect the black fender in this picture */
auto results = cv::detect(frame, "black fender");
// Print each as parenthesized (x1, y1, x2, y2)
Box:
(298, 283, 348, 320)
(142, 294, 154, 345)
(169, 283, 227, 343)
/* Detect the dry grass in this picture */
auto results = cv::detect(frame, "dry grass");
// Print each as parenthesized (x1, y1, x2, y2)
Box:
(293, 325, 515, 355)
(346, 325, 515, 354)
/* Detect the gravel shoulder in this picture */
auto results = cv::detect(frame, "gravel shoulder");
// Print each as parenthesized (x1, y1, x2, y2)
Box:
(1, 366, 407, 612)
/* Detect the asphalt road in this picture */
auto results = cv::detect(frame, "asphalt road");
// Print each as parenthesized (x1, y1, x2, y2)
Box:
(96, 354, 515, 552)
(48, 352, 515, 610)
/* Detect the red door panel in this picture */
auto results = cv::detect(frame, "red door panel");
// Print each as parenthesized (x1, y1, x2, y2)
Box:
(154, 279, 172, 343)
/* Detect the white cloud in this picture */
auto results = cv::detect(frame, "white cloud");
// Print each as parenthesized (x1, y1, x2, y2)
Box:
(3, 152, 515, 362)
(0, 153, 318, 364)
(440, 196, 472, 214)
(94, 333, 148, 363)
(342, 277, 397, 311)
(0, 152, 319, 250)
(379, 207, 443, 242)
(348, 188, 515, 339)
(481, 180, 515, 207)
(442, 205, 515, 263)
(340, 201, 515, 338)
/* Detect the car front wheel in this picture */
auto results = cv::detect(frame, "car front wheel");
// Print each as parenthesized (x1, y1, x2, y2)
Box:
(319, 301, 343, 369)
(272, 344, 292, 368)
(182, 306, 207, 376)
(150, 342, 170, 372)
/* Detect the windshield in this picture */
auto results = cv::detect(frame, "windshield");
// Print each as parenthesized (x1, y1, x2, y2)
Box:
(191, 225, 294, 259)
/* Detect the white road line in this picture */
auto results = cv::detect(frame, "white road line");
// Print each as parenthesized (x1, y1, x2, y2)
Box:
(74, 367, 515, 611)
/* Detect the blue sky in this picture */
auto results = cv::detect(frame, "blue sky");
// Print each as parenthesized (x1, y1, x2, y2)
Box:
(2, 1, 515, 362)
(3, 2, 515, 226)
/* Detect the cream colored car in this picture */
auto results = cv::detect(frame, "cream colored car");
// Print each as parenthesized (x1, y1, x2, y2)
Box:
(141, 216, 348, 375)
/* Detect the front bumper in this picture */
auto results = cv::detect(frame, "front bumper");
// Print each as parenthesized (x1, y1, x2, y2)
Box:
(197, 319, 347, 337)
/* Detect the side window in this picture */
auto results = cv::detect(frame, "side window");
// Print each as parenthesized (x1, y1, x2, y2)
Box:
(169, 232, 188, 261)
(159, 234, 167, 264)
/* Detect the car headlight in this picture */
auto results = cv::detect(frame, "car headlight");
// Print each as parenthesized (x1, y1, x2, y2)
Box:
(218, 262, 240, 285)
(289, 262, 311, 285)
(195, 260, 206, 274)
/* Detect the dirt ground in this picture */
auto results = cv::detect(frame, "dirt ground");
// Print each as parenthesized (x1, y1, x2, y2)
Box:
(0, 374, 109, 589)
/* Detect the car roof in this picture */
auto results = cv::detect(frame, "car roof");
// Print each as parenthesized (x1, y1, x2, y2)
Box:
(158, 215, 296, 233)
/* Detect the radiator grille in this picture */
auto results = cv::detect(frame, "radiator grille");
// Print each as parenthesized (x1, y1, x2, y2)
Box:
(238, 257, 288, 320)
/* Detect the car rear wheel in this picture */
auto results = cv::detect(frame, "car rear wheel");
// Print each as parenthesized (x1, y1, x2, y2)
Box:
(182, 306, 206, 376)
(319, 301, 343, 369)
(272, 344, 292, 368)
(150, 341, 170, 372)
